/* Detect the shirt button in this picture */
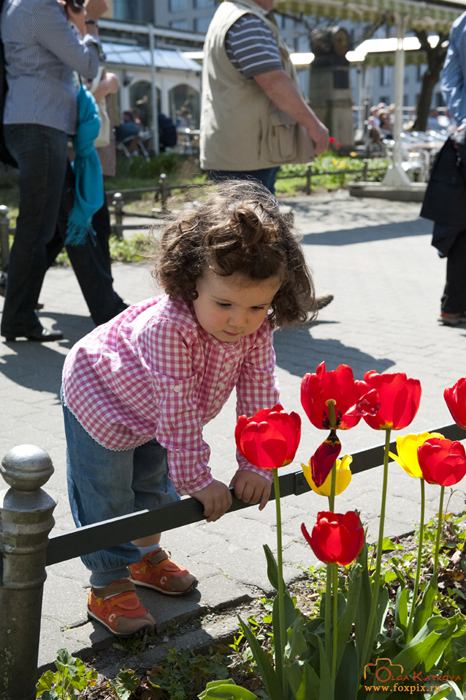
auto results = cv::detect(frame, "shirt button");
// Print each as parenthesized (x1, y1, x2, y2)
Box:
(174, 385, 181, 392)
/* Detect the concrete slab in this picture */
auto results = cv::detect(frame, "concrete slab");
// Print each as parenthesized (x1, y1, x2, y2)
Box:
(349, 182, 426, 202)
(1, 190, 465, 675)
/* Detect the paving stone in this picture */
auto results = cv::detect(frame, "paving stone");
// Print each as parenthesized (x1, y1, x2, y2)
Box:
(2, 191, 466, 672)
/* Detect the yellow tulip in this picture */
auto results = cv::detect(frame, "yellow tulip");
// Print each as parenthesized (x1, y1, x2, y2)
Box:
(389, 432, 444, 478)
(302, 454, 352, 496)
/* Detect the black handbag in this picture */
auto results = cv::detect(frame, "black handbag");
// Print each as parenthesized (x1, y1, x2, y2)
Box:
(420, 136, 466, 229)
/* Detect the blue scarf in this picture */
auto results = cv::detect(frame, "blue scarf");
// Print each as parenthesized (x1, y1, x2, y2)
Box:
(65, 85, 104, 246)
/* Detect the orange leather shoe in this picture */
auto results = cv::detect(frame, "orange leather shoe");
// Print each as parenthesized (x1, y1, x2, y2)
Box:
(129, 548, 198, 595)
(87, 579, 155, 636)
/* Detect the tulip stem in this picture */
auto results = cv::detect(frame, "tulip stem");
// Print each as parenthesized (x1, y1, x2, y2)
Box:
(273, 468, 285, 693)
(332, 563, 339, 685)
(328, 460, 337, 513)
(359, 427, 391, 677)
(325, 564, 332, 669)
(434, 486, 445, 577)
(407, 478, 425, 641)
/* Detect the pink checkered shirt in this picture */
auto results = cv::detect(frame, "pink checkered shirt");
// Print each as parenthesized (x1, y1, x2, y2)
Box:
(62, 295, 280, 495)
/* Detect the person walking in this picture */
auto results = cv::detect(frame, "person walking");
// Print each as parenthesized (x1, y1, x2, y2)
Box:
(0, 0, 108, 342)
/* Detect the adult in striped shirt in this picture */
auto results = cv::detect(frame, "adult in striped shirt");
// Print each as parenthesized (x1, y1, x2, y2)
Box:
(201, 0, 329, 194)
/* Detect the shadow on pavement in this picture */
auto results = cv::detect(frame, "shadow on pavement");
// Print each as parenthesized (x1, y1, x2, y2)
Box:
(274, 325, 395, 378)
(300, 219, 430, 246)
(0, 312, 94, 398)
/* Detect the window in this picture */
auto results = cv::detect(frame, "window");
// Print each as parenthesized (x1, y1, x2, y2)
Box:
(194, 17, 211, 33)
(169, 84, 201, 128)
(416, 64, 425, 82)
(403, 94, 409, 106)
(129, 82, 161, 128)
(194, 0, 216, 7)
(436, 92, 445, 107)
(113, 0, 154, 22)
(170, 20, 188, 29)
(169, 0, 187, 12)
(379, 65, 390, 87)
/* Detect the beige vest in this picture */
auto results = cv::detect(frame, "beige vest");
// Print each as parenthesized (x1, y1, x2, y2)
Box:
(200, 0, 314, 171)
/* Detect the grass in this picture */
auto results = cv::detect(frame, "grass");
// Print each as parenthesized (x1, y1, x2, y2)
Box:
(0, 152, 389, 268)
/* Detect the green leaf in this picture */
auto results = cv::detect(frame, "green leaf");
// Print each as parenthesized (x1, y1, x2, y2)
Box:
(317, 637, 334, 700)
(285, 613, 309, 662)
(336, 563, 361, 671)
(199, 679, 258, 699)
(413, 573, 438, 637)
(429, 684, 460, 700)
(238, 616, 285, 700)
(354, 543, 373, 673)
(285, 660, 321, 700)
(334, 642, 358, 700)
(263, 544, 287, 593)
(395, 585, 408, 637)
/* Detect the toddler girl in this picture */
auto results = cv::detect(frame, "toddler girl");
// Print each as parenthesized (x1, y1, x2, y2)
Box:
(62, 180, 315, 636)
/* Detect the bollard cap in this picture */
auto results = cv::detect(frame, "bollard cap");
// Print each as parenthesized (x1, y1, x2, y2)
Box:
(0, 204, 9, 216)
(1, 445, 54, 491)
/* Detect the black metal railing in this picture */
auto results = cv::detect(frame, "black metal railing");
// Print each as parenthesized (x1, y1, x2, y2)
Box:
(1, 420, 464, 700)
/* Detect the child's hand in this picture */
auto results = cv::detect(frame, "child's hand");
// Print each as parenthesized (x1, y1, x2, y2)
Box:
(190, 479, 232, 522)
(229, 470, 271, 511)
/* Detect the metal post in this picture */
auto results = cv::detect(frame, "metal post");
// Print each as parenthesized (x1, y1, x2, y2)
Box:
(363, 158, 368, 182)
(112, 192, 124, 239)
(0, 445, 56, 700)
(305, 163, 312, 195)
(382, 13, 411, 187)
(0, 204, 10, 267)
(149, 24, 159, 156)
(159, 173, 168, 213)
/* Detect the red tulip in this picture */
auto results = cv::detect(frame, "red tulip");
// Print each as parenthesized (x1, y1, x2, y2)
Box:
(362, 371, 421, 430)
(301, 362, 380, 430)
(235, 404, 301, 470)
(329, 137, 336, 143)
(417, 437, 466, 486)
(310, 431, 341, 487)
(444, 378, 466, 430)
(336, 142, 342, 148)
(301, 511, 365, 566)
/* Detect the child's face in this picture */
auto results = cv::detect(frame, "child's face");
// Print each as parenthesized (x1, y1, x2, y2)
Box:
(192, 268, 281, 342)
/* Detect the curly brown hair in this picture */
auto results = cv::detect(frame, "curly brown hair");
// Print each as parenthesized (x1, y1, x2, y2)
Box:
(152, 180, 316, 327)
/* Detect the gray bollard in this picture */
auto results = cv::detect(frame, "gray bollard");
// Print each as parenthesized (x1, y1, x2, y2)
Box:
(0, 445, 56, 700)
(0, 204, 10, 267)
(112, 192, 124, 239)
(159, 173, 168, 213)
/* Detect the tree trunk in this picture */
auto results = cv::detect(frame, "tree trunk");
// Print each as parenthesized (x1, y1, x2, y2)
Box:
(412, 68, 441, 131)
(411, 30, 448, 132)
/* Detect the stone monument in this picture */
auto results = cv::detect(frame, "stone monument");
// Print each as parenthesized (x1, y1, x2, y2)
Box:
(309, 27, 355, 148)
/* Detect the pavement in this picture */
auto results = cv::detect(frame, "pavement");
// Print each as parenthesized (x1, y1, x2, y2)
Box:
(1, 190, 466, 674)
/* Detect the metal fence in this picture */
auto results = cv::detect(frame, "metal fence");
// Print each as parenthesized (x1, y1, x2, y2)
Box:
(0, 420, 464, 700)
(0, 160, 389, 259)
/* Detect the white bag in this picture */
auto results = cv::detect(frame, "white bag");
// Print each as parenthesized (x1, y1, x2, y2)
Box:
(91, 67, 111, 148)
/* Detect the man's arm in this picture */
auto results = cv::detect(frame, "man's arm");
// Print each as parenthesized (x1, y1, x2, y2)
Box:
(254, 69, 329, 155)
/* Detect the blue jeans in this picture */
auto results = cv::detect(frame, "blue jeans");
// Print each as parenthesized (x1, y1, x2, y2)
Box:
(63, 400, 180, 587)
(209, 167, 280, 195)
(2, 124, 68, 336)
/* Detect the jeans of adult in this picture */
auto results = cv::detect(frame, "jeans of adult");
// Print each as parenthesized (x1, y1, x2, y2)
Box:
(1, 124, 68, 338)
(441, 228, 466, 314)
(63, 399, 180, 587)
(209, 167, 280, 195)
